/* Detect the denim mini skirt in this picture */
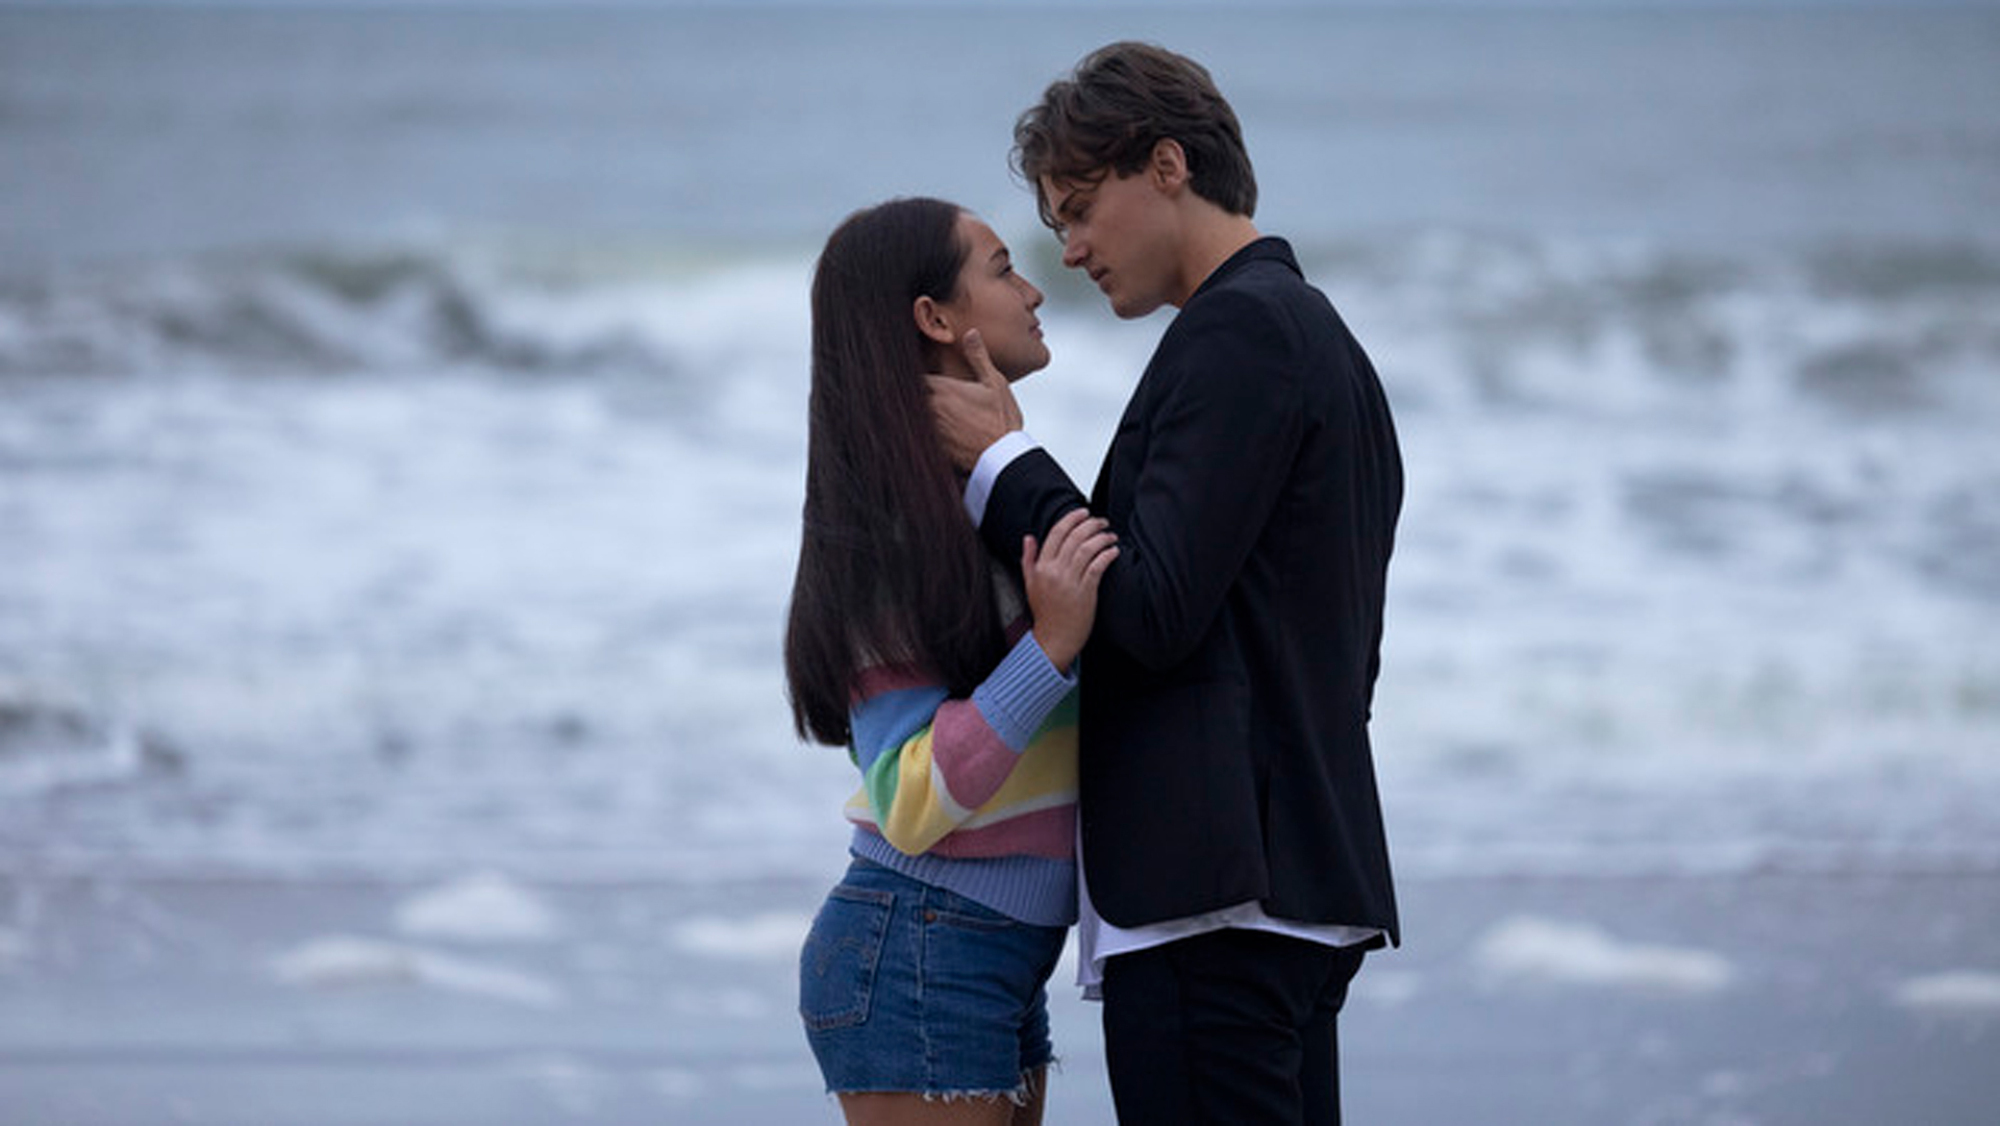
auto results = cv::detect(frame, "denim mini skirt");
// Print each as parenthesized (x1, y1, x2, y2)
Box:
(799, 855, 1067, 1099)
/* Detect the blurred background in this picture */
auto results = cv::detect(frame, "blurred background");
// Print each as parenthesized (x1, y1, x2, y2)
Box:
(2, 1, 1997, 1123)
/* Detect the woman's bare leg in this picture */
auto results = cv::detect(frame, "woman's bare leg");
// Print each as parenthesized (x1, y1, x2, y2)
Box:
(837, 1092, 1016, 1126)
(1010, 1067, 1048, 1126)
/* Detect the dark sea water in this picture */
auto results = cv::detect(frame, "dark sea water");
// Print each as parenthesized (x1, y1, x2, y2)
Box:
(2, 4, 1997, 883)
(4, 5, 1999, 261)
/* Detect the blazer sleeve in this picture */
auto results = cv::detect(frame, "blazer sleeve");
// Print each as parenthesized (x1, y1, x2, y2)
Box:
(978, 447, 1089, 584)
(982, 288, 1306, 671)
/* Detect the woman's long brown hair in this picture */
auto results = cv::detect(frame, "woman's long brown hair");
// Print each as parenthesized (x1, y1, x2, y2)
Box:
(784, 198, 1007, 746)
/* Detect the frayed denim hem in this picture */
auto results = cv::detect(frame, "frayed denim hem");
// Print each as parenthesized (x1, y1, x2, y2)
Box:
(830, 1060, 1055, 1108)
(827, 1088, 1025, 1107)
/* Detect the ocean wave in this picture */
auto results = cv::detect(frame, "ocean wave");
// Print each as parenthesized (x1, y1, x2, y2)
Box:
(3, 228, 1995, 885)
(0, 243, 805, 380)
(1288, 230, 2000, 421)
(0, 681, 184, 797)
(4, 234, 1995, 416)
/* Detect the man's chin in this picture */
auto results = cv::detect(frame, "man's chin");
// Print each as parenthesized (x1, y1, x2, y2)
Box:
(1094, 281, 1158, 319)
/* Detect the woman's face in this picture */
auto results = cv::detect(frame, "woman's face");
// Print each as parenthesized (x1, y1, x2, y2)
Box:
(934, 213, 1049, 381)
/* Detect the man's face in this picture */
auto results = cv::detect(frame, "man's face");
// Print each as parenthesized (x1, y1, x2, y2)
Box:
(1041, 167, 1181, 320)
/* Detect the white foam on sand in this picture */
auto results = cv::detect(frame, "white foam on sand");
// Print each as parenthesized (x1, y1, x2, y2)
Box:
(665, 987, 772, 1020)
(270, 935, 564, 1007)
(393, 871, 558, 943)
(1472, 915, 1735, 995)
(1892, 970, 2000, 1015)
(511, 1054, 612, 1116)
(668, 912, 812, 960)
(0, 926, 27, 967)
(726, 1062, 822, 1092)
(650, 1068, 708, 1100)
(649, 1063, 811, 1099)
(1356, 969, 1423, 1008)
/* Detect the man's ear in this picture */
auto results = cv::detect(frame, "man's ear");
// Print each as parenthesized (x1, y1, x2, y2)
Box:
(913, 295, 957, 347)
(1149, 138, 1190, 192)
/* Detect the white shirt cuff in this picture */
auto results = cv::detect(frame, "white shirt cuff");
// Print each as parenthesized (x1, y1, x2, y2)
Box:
(963, 430, 1039, 527)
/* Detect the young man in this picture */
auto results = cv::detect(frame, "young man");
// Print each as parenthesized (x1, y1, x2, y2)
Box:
(928, 42, 1403, 1125)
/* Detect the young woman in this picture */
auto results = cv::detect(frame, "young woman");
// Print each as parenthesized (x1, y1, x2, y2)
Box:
(785, 197, 1116, 1124)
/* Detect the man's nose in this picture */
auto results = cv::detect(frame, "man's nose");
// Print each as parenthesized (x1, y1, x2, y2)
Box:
(1061, 235, 1086, 269)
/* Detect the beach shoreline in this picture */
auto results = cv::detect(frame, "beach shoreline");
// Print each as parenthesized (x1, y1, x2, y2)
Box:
(5, 6, 1998, 1124)
(4, 868, 1995, 1125)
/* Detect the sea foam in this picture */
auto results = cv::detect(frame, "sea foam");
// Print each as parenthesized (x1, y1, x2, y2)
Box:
(1472, 915, 1736, 995)
(668, 912, 814, 961)
(270, 935, 564, 1007)
(1892, 970, 2000, 1015)
(394, 871, 558, 943)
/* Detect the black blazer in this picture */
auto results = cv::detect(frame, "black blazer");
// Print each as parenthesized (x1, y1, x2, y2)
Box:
(980, 238, 1402, 939)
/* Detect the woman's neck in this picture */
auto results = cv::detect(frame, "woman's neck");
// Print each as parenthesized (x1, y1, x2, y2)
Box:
(930, 346, 976, 382)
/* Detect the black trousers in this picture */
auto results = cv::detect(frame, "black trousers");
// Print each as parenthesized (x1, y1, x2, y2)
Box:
(1100, 928, 1368, 1126)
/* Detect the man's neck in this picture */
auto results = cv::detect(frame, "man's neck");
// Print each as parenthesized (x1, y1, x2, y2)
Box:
(1174, 212, 1262, 307)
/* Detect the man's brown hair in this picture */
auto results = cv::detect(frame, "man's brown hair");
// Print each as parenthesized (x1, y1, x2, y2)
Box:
(1012, 41, 1257, 228)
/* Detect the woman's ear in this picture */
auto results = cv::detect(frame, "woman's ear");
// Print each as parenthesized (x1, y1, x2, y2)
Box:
(913, 295, 957, 347)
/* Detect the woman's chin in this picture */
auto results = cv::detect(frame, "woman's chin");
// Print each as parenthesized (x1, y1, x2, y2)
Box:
(1006, 348, 1054, 383)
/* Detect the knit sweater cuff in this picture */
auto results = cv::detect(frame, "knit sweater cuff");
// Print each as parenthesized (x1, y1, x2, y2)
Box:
(972, 632, 1077, 752)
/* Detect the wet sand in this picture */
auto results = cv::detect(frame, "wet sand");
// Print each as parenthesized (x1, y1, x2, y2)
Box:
(2, 869, 1995, 1125)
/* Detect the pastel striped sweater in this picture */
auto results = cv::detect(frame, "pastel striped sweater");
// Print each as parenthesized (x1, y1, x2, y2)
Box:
(842, 619, 1079, 927)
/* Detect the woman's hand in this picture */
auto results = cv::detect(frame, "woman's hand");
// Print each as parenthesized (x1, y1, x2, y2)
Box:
(1023, 507, 1120, 671)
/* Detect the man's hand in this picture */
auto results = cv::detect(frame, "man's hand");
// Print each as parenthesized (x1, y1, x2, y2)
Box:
(927, 330, 1024, 472)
